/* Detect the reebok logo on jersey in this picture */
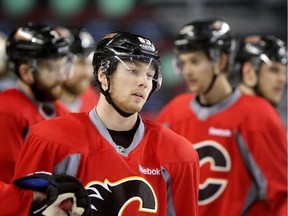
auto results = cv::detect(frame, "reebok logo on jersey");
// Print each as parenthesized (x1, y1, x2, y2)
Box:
(139, 165, 161, 176)
(208, 127, 232, 137)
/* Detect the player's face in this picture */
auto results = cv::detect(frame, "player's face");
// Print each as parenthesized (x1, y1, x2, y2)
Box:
(108, 59, 155, 114)
(31, 56, 71, 102)
(178, 51, 214, 94)
(63, 56, 93, 95)
(257, 61, 286, 106)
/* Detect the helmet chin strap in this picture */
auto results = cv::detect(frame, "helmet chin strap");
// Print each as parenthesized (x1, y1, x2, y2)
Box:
(98, 76, 134, 118)
(103, 90, 134, 118)
(250, 62, 267, 103)
(203, 62, 218, 95)
(203, 73, 217, 95)
(202, 49, 222, 95)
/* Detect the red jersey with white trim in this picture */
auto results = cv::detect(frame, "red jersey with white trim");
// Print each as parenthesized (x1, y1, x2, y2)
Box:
(0, 182, 32, 215)
(13, 111, 199, 216)
(0, 88, 69, 183)
(157, 89, 287, 216)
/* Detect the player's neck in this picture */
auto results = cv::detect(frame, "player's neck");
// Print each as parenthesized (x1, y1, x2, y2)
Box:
(239, 83, 255, 96)
(198, 75, 233, 106)
(60, 89, 78, 104)
(96, 95, 138, 131)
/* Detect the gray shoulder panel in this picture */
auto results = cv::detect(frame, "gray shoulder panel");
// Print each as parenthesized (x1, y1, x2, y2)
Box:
(54, 154, 81, 177)
(235, 131, 268, 215)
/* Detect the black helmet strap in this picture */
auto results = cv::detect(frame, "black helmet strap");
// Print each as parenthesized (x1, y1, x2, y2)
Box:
(203, 73, 218, 95)
(98, 75, 134, 118)
(104, 92, 134, 118)
(250, 61, 264, 98)
(203, 49, 220, 95)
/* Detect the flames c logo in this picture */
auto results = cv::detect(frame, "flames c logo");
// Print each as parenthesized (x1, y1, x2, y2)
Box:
(86, 177, 158, 215)
(194, 141, 231, 205)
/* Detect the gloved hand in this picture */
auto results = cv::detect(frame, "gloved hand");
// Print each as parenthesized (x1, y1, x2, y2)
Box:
(13, 172, 91, 216)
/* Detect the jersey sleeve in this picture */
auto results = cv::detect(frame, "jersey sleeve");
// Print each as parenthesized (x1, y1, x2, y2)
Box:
(0, 182, 33, 215)
(238, 114, 287, 215)
(0, 113, 25, 183)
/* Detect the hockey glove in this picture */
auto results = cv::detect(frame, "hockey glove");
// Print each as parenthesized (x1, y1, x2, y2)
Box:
(13, 172, 91, 216)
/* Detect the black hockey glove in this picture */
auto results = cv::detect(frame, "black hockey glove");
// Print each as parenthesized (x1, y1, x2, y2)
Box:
(13, 172, 91, 216)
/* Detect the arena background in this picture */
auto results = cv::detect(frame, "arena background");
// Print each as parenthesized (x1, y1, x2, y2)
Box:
(0, 0, 286, 125)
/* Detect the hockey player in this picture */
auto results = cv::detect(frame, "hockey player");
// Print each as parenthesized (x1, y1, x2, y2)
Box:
(157, 18, 287, 215)
(234, 35, 287, 126)
(13, 31, 200, 215)
(234, 35, 287, 107)
(56, 26, 99, 112)
(0, 23, 71, 183)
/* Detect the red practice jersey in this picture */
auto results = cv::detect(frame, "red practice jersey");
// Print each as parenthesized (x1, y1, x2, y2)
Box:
(157, 89, 287, 216)
(13, 111, 200, 216)
(0, 88, 69, 183)
(0, 182, 32, 215)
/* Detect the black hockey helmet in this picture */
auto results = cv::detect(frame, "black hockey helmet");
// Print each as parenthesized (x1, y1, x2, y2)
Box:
(93, 31, 161, 92)
(175, 17, 234, 58)
(235, 35, 287, 66)
(6, 22, 70, 61)
(92, 31, 162, 117)
(68, 27, 95, 58)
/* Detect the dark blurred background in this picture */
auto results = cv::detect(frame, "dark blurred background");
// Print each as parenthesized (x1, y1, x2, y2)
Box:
(0, 0, 286, 124)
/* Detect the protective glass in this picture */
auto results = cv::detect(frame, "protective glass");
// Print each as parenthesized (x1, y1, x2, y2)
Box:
(35, 54, 74, 80)
(101, 55, 162, 90)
